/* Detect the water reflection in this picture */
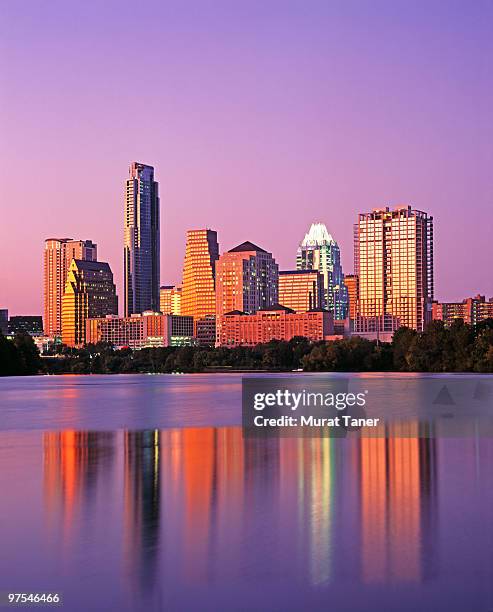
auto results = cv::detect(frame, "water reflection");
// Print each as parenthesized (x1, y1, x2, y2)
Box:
(43, 431, 115, 543)
(123, 431, 161, 591)
(40, 423, 450, 605)
(359, 424, 438, 583)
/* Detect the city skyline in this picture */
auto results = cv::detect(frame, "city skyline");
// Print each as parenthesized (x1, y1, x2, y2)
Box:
(2, 1, 493, 314)
(3, 191, 493, 320)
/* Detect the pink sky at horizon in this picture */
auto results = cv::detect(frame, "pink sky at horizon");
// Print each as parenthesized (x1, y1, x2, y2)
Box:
(1, 0, 492, 316)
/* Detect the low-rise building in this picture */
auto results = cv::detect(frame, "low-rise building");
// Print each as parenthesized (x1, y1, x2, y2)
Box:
(217, 305, 333, 347)
(8, 316, 44, 336)
(432, 295, 493, 326)
(195, 315, 216, 346)
(86, 311, 194, 349)
(351, 313, 400, 343)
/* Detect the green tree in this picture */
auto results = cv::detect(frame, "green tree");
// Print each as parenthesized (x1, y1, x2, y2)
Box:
(12, 332, 42, 375)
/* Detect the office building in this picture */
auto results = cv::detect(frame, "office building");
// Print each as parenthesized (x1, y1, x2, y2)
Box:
(278, 270, 323, 313)
(216, 241, 278, 316)
(62, 259, 118, 347)
(216, 241, 278, 344)
(344, 274, 359, 320)
(44, 238, 97, 337)
(0, 309, 8, 335)
(354, 205, 434, 332)
(86, 312, 194, 349)
(8, 316, 43, 336)
(297, 222, 349, 319)
(160, 285, 182, 315)
(124, 162, 160, 316)
(181, 229, 219, 320)
(195, 316, 216, 347)
(217, 305, 333, 347)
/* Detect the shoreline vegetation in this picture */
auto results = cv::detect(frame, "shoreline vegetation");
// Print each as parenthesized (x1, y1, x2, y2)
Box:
(1, 319, 493, 377)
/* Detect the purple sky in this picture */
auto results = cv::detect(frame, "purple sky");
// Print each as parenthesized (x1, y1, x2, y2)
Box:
(1, 0, 492, 315)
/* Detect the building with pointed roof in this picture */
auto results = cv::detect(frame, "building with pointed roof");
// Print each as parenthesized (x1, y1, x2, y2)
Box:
(215, 241, 278, 345)
(297, 222, 349, 319)
(61, 259, 118, 347)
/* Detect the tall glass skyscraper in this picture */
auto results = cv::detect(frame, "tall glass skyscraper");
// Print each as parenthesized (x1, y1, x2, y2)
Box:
(297, 222, 349, 319)
(124, 163, 160, 316)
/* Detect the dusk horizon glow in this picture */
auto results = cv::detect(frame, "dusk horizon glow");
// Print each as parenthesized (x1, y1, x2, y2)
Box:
(1, 0, 492, 315)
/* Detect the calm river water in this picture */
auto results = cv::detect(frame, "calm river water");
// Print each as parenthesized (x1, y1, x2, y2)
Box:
(0, 373, 492, 611)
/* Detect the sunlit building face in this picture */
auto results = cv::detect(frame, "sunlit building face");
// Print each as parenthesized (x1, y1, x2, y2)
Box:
(181, 229, 219, 320)
(354, 206, 434, 332)
(43, 238, 97, 337)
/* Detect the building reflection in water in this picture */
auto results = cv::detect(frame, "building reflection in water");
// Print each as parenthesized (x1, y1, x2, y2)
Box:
(43, 431, 115, 548)
(43, 422, 439, 595)
(123, 430, 161, 594)
(359, 422, 438, 583)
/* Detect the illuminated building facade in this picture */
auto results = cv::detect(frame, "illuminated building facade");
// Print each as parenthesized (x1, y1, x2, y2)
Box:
(344, 274, 359, 320)
(278, 270, 323, 313)
(44, 238, 97, 337)
(354, 205, 434, 332)
(86, 312, 194, 349)
(217, 305, 333, 347)
(181, 229, 219, 320)
(61, 259, 118, 347)
(216, 241, 278, 344)
(432, 294, 493, 326)
(297, 222, 349, 319)
(124, 162, 160, 316)
(159, 285, 182, 315)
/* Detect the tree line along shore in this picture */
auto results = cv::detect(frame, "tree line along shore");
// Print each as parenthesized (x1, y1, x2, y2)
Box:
(1, 319, 493, 376)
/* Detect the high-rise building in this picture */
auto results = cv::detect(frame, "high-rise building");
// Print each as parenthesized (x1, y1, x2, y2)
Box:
(432, 295, 493, 326)
(354, 205, 434, 331)
(216, 241, 278, 345)
(44, 238, 97, 337)
(124, 162, 160, 316)
(278, 270, 323, 313)
(344, 274, 359, 320)
(62, 259, 118, 347)
(297, 223, 349, 319)
(181, 229, 219, 321)
(0, 309, 8, 335)
(160, 286, 182, 315)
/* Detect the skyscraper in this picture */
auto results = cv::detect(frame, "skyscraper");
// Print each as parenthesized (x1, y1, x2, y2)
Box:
(297, 223, 349, 319)
(181, 229, 219, 321)
(124, 162, 160, 316)
(215, 241, 278, 343)
(61, 259, 118, 347)
(44, 238, 97, 337)
(354, 205, 434, 331)
(278, 270, 323, 313)
(344, 274, 359, 320)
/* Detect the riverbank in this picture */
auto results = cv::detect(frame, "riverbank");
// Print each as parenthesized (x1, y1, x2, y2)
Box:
(2, 319, 493, 376)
